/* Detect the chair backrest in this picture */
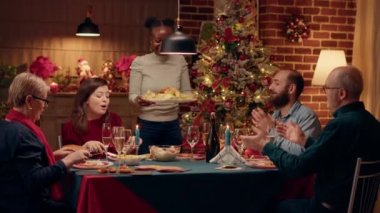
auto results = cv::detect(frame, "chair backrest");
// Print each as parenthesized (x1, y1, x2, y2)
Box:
(348, 158, 380, 213)
(58, 135, 62, 149)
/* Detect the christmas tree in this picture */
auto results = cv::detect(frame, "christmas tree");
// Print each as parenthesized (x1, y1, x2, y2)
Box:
(183, 0, 278, 127)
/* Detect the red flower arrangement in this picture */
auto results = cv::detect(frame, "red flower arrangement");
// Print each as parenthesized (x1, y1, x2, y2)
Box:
(114, 54, 137, 92)
(284, 15, 310, 43)
(29, 56, 58, 79)
(114, 54, 137, 76)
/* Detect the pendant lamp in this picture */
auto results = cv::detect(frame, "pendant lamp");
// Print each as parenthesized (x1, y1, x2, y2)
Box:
(76, 5, 100, 37)
(159, 0, 197, 55)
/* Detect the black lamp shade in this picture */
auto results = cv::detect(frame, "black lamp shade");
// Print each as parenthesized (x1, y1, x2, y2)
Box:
(76, 17, 100, 37)
(159, 30, 197, 55)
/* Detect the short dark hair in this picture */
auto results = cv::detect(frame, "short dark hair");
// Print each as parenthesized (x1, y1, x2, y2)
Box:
(144, 17, 175, 32)
(287, 70, 304, 99)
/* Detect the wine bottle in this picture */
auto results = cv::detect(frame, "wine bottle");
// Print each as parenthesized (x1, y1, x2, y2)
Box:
(206, 112, 220, 162)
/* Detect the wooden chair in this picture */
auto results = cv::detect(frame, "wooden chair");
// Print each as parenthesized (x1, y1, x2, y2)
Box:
(348, 158, 380, 213)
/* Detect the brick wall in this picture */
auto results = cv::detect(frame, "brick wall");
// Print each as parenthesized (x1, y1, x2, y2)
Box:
(259, 0, 356, 125)
(180, 0, 356, 126)
(180, 0, 215, 42)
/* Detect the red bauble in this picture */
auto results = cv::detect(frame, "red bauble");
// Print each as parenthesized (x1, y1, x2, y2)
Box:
(239, 54, 247, 60)
(191, 69, 198, 77)
(247, 83, 256, 91)
(224, 99, 234, 109)
(221, 66, 229, 74)
(238, 17, 245, 23)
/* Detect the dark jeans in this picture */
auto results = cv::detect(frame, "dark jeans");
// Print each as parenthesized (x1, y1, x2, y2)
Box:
(277, 198, 346, 213)
(137, 118, 182, 154)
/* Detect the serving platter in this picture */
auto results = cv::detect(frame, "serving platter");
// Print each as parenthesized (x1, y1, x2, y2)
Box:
(73, 160, 113, 169)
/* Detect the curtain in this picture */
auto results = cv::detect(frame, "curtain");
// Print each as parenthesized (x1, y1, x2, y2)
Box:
(352, 0, 380, 119)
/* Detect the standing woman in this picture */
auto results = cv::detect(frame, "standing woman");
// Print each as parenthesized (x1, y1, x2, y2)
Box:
(129, 17, 192, 154)
(0, 72, 90, 212)
(62, 78, 123, 150)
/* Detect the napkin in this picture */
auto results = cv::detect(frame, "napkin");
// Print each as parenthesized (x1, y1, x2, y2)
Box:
(210, 145, 246, 165)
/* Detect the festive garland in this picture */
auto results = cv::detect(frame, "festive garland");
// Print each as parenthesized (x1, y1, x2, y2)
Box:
(284, 15, 310, 43)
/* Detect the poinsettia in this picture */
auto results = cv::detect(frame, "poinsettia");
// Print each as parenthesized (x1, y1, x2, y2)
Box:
(114, 54, 137, 76)
(224, 28, 238, 43)
(29, 56, 58, 79)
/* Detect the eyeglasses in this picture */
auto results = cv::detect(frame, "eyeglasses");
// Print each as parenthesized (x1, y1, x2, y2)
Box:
(322, 86, 341, 93)
(31, 95, 49, 105)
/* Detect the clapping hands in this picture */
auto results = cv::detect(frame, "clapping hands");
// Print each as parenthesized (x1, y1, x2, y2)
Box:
(251, 108, 275, 131)
(240, 126, 271, 152)
(276, 122, 307, 147)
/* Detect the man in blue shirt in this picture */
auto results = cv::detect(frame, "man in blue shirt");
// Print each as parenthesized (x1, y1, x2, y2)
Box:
(251, 69, 321, 155)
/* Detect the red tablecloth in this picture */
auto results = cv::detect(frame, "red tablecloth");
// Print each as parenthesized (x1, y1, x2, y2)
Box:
(77, 176, 157, 213)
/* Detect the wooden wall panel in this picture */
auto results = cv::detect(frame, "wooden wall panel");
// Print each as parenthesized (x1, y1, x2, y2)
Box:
(0, 0, 177, 74)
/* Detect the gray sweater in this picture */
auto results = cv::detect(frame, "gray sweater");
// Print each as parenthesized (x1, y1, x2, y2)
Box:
(129, 53, 192, 122)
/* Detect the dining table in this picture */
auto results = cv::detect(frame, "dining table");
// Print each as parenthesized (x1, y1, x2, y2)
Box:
(65, 159, 285, 213)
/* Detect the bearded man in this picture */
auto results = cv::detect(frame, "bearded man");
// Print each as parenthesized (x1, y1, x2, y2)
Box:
(251, 69, 321, 155)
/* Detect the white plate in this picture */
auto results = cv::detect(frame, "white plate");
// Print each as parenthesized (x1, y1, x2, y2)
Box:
(245, 159, 276, 169)
(216, 165, 243, 171)
(73, 160, 113, 170)
(142, 98, 197, 104)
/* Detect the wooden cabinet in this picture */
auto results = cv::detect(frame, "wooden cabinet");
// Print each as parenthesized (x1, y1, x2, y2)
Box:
(40, 92, 140, 150)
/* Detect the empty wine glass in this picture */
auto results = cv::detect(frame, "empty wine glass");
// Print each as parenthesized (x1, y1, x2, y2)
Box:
(123, 129, 133, 154)
(234, 128, 248, 156)
(186, 125, 200, 159)
(267, 120, 278, 139)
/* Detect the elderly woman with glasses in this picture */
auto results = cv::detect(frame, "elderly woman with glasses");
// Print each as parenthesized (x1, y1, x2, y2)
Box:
(0, 72, 93, 213)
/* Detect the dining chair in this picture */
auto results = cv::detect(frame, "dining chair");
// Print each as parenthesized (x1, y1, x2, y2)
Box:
(347, 158, 380, 213)
(57, 135, 62, 149)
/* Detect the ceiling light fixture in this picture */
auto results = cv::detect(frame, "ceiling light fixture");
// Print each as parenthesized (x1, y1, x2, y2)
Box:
(76, 5, 100, 37)
(159, 0, 197, 55)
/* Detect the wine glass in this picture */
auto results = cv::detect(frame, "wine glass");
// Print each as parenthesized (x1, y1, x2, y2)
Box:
(102, 123, 112, 160)
(123, 129, 133, 154)
(186, 125, 200, 159)
(267, 120, 278, 139)
(113, 126, 125, 170)
(234, 128, 248, 156)
(200, 122, 210, 145)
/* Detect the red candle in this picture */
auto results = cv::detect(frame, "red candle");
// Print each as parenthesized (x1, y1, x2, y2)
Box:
(50, 82, 59, 94)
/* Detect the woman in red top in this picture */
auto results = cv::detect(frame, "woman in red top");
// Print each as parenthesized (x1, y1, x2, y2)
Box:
(62, 78, 123, 149)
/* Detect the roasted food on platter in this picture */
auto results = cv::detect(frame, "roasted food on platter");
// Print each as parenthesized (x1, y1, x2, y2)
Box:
(119, 166, 133, 173)
(142, 87, 195, 101)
